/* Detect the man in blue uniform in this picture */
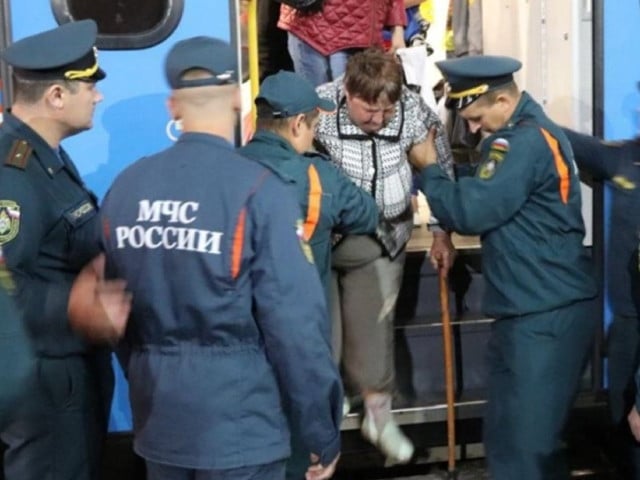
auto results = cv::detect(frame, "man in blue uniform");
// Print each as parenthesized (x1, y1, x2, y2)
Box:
(410, 55, 598, 479)
(240, 69, 378, 480)
(98, 36, 342, 480)
(562, 129, 640, 478)
(0, 20, 117, 480)
(239, 70, 379, 310)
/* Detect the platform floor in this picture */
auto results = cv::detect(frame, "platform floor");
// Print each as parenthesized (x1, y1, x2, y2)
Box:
(333, 403, 618, 479)
(91, 401, 620, 479)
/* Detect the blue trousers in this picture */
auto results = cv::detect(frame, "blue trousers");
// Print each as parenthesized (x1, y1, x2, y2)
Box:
(286, 33, 353, 87)
(1, 352, 113, 480)
(146, 459, 287, 480)
(606, 314, 640, 478)
(484, 299, 597, 480)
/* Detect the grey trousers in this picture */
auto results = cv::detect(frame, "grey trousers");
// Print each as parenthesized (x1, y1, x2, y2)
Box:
(330, 235, 405, 394)
(451, 0, 483, 56)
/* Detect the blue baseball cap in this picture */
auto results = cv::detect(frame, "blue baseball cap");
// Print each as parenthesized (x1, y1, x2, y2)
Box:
(436, 55, 522, 110)
(165, 36, 237, 89)
(256, 70, 335, 118)
(0, 20, 105, 82)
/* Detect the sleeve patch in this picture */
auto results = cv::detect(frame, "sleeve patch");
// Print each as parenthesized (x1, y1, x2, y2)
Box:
(478, 160, 497, 179)
(0, 201, 20, 245)
(488, 137, 509, 162)
(478, 138, 510, 180)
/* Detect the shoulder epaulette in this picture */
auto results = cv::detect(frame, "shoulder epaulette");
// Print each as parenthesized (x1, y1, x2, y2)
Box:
(5, 139, 32, 169)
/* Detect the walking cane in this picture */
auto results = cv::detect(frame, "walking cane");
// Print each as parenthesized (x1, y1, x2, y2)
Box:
(439, 267, 457, 479)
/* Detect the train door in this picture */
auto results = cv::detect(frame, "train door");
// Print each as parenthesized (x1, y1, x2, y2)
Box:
(0, 0, 255, 432)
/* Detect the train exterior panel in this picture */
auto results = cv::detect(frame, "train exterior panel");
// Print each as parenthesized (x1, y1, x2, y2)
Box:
(0, 0, 243, 432)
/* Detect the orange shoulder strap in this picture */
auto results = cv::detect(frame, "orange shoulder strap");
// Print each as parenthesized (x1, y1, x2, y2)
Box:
(230, 171, 271, 280)
(539, 127, 570, 204)
(303, 164, 322, 241)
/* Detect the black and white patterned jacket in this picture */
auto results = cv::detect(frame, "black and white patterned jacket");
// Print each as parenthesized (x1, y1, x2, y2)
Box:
(315, 78, 454, 258)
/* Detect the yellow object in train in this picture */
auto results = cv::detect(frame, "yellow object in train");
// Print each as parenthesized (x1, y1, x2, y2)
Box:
(247, 0, 259, 119)
(419, 0, 435, 24)
(612, 175, 636, 190)
(445, 29, 454, 52)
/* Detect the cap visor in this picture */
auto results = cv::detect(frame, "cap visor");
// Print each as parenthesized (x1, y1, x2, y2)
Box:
(317, 98, 336, 113)
(90, 67, 107, 81)
(444, 96, 459, 110)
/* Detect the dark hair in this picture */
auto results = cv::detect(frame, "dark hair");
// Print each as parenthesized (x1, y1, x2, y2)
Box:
(344, 48, 403, 104)
(12, 74, 78, 104)
(280, 0, 324, 15)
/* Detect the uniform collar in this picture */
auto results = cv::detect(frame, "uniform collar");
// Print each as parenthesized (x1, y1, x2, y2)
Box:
(503, 91, 537, 130)
(250, 130, 298, 155)
(243, 130, 299, 182)
(176, 131, 235, 149)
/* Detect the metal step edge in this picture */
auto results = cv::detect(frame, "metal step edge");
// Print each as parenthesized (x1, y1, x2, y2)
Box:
(406, 245, 483, 255)
(395, 316, 495, 330)
(341, 399, 487, 430)
(340, 391, 605, 431)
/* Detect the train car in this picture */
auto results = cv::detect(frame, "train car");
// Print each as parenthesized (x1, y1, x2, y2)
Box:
(0, 0, 639, 477)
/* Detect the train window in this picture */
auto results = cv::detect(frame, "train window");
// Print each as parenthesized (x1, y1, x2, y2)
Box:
(51, 0, 184, 50)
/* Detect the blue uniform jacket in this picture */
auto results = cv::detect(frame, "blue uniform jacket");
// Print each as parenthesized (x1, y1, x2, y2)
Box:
(0, 280, 34, 429)
(101, 132, 342, 470)
(563, 128, 640, 318)
(239, 130, 379, 299)
(419, 92, 597, 318)
(0, 112, 100, 356)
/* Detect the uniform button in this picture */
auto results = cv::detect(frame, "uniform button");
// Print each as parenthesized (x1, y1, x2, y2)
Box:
(369, 168, 375, 175)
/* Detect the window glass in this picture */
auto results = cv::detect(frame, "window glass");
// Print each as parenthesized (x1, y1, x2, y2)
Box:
(51, 0, 183, 49)
(69, 0, 166, 35)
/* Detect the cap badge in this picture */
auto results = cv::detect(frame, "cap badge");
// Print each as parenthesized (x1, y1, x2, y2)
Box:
(215, 70, 235, 83)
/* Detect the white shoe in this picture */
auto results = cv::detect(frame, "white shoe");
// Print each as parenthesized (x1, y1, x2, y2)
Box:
(342, 397, 351, 417)
(413, 211, 422, 227)
(361, 412, 414, 464)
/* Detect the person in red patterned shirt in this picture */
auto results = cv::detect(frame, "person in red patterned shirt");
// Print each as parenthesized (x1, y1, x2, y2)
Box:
(278, 0, 407, 86)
